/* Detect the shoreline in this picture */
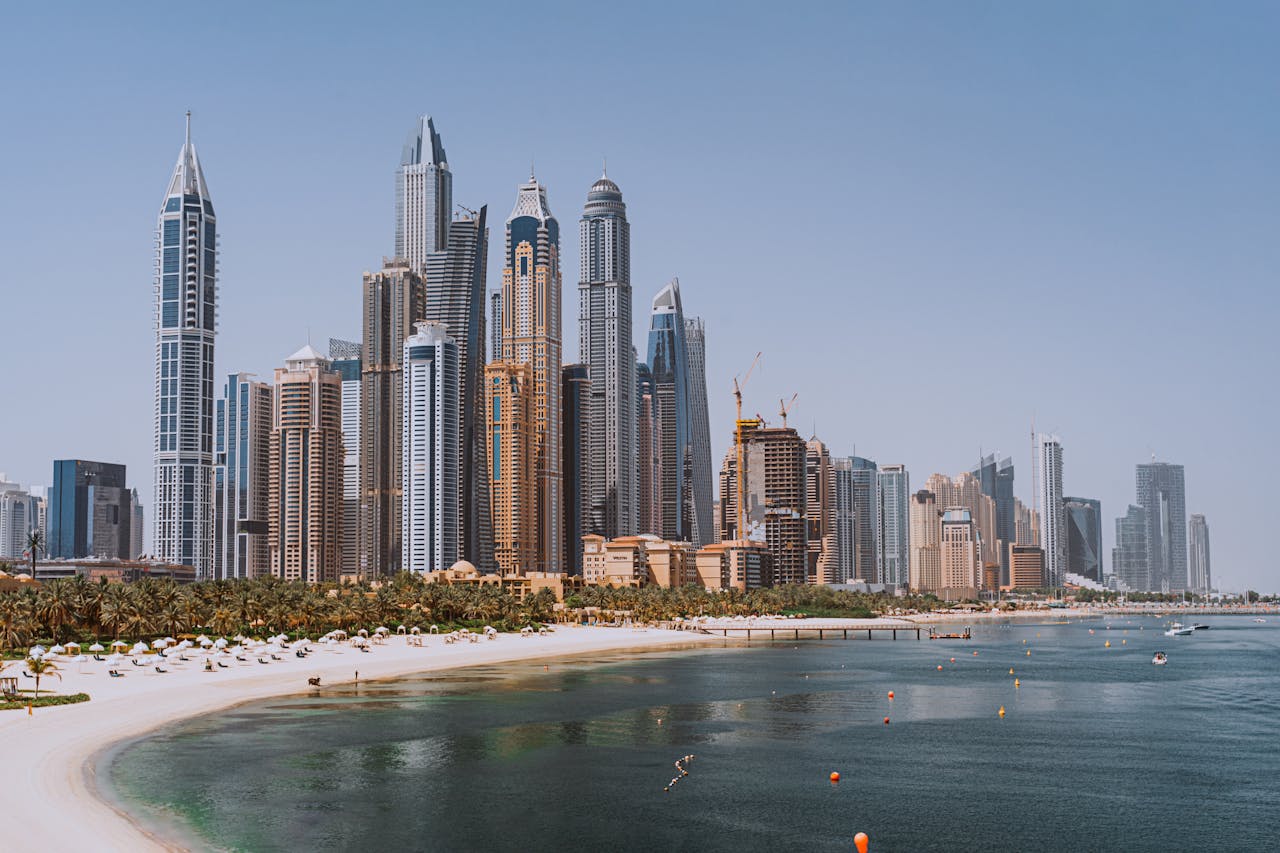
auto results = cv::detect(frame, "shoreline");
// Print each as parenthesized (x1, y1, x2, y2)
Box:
(2, 627, 722, 853)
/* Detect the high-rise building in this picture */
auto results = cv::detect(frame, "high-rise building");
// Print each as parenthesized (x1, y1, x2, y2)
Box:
(128, 490, 143, 559)
(1136, 461, 1187, 592)
(805, 437, 835, 583)
(832, 459, 856, 584)
(908, 489, 940, 593)
(425, 207, 491, 570)
(718, 421, 807, 585)
(1009, 545, 1045, 589)
(1188, 514, 1211, 593)
(486, 362, 537, 573)
(490, 291, 502, 365)
(1112, 505, 1149, 591)
(360, 258, 426, 577)
(1063, 496, 1102, 582)
(49, 460, 131, 560)
(876, 464, 910, 587)
(500, 174, 563, 571)
(647, 280, 693, 542)
(402, 321, 461, 574)
(395, 115, 451, 271)
(849, 457, 879, 583)
(562, 363, 591, 575)
(940, 508, 981, 598)
(684, 317, 713, 547)
(153, 114, 216, 577)
(1015, 498, 1040, 546)
(1038, 435, 1065, 587)
(329, 339, 362, 578)
(973, 454, 1015, 583)
(269, 346, 343, 582)
(577, 173, 635, 540)
(0, 478, 38, 560)
(636, 361, 662, 536)
(926, 472, 998, 573)
(213, 373, 271, 580)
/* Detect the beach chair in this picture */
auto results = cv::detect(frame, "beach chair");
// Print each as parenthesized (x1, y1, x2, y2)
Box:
(307, 677, 321, 687)
(155, 666, 168, 673)
(218, 661, 230, 669)
(93, 655, 106, 662)
(108, 670, 124, 678)
(258, 658, 270, 664)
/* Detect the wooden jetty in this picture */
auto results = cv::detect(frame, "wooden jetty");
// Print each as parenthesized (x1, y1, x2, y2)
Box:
(671, 618, 925, 641)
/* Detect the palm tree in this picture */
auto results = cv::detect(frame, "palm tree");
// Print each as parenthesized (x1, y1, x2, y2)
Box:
(26, 656, 61, 700)
(25, 530, 42, 579)
(36, 578, 78, 643)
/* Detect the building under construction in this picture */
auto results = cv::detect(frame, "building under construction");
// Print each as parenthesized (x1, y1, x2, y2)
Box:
(718, 420, 807, 586)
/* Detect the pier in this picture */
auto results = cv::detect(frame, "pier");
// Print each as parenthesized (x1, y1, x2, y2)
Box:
(670, 617, 925, 640)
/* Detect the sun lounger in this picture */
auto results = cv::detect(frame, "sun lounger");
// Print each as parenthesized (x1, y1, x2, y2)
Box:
(155, 666, 168, 673)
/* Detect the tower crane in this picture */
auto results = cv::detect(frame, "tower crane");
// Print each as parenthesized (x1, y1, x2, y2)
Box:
(779, 393, 799, 429)
(733, 352, 762, 543)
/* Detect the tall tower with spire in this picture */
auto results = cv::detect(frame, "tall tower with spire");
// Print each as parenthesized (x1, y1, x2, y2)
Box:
(499, 173, 563, 571)
(395, 115, 452, 272)
(578, 168, 635, 542)
(153, 113, 217, 575)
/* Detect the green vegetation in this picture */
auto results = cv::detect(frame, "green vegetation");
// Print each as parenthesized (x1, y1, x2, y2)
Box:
(0, 573, 936, 654)
(0, 692, 90, 711)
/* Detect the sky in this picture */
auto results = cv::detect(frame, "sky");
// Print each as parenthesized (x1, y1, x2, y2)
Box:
(1, 2, 1276, 591)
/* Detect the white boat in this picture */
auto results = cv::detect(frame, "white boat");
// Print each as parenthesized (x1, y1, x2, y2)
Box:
(1253, 618, 1267, 624)
(1152, 652, 1168, 665)
(1190, 624, 1210, 631)
(1164, 626, 1194, 637)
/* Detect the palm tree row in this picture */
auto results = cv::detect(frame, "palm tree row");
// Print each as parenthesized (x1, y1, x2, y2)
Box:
(0, 572, 929, 655)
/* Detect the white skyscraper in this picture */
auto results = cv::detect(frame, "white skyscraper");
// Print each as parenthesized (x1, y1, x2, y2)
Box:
(153, 113, 216, 576)
(401, 321, 461, 573)
(329, 339, 363, 578)
(213, 373, 271, 580)
(877, 464, 910, 586)
(1038, 434, 1065, 587)
(395, 115, 451, 272)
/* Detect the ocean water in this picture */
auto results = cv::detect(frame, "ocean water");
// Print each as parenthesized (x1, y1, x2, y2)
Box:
(107, 617, 1280, 852)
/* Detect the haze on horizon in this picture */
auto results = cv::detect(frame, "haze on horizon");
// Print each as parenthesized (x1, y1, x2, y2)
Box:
(1, 2, 1276, 591)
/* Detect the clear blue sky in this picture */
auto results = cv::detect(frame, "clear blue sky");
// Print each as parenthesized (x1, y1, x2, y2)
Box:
(1, 2, 1276, 591)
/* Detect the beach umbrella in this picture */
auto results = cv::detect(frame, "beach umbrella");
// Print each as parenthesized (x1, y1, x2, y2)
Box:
(110, 639, 128, 648)
(151, 639, 168, 649)
(410, 626, 421, 635)
(164, 636, 176, 644)
(375, 626, 389, 635)
(234, 634, 247, 642)
(196, 634, 209, 643)
(65, 641, 81, 650)
(28, 645, 47, 656)
(213, 638, 228, 648)
(132, 642, 150, 654)
(50, 644, 66, 655)
(89, 643, 105, 652)
(177, 640, 193, 650)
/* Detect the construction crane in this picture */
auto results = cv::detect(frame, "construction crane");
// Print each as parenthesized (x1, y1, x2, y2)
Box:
(733, 352, 762, 543)
(778, 393, 798, 429)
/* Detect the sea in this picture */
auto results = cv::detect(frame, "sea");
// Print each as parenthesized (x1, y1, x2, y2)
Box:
(104, 616, 1280, 852)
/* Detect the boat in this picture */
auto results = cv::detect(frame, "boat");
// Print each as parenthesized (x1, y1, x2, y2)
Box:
(1190, 624, 1210, 631)
(1164, 626, 1194, 637)
(1152, 652, 1168, 665)
(1254, 618, 1267, 624)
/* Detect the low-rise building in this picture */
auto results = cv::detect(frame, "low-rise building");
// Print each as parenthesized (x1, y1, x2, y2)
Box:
(32, 559, 197, 584)
(581, 534, 697, 587)
(694, 540, 771, 591)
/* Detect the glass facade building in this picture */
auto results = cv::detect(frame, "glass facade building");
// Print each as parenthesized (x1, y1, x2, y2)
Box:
(646, 280, 692, 542)
(1063, 496, 1102, 582)
(49, 459, 131, 560)
(1136, 462, 1187, 592)
(213, 373, 271, 580)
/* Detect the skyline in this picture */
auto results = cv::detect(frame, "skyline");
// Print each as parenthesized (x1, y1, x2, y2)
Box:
(1, 4, 1277, 590)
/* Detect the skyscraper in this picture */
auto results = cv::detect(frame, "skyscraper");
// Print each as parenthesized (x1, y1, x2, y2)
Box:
(562, 364, 591, 574)
(0, 479, 38, 561)
(909, 489, 940, 593)
(805, 437, 834, 583)
(395, 115, 451, 271)
(1188, 514, 1211, 593)
(1038, 435, 1065, 587)
(926, 472, 998, 575)
(636, 361, 662, 536)
(129, 490, 143, 559)
(1063, 496, 1102, 582)
(213, 373, 271, 580)
(153, 114, 216, 576)
(1112, 505, 1149, 591)
(490, 291, 502, 364)
(269, 346, 343, 582)
(850, 457, 879, 583)
(401, 322, 461, 573)
(718, 421, 806, 585)
(876, 464, 910, 587)
(940, 508, 981, 597)
(49, 460, 131, 560)
(329, 339, 362, 578)
(647, 280, 692, 542)
(832, 459, 856, 583)
(1136, 461, 1188, 592)
(578, 172, 635, 540)
(425, 206, 491, 570)
(973, 454, 1015, 583)
(486, 361, 537, 573)
(500, 174, 563, 571)
(360, 258, 426, 577)
(684, 317, 713, 547)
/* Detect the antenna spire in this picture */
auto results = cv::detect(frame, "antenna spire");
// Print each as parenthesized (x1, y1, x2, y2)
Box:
(185, 110, 192, 145)
(529, 158, 535, 182)
(602, 156, 607, 178)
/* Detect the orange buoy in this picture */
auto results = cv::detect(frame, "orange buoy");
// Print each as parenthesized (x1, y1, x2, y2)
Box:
(998, 706, 1006, 718)
(830, 771, 841, 783)
(950, 657, 956, 663)
(1015, 679, 1020, 687)
(1122, 640, 1126, 645)
(1104, 641, 1111, 648)
(883, 716, 890, 725)
(1008, 668, 1014, 675)
(854, 832, 869, 853)
(1026, 650, 1031, 656)
(887, 691, 895, 700)
(972, 651, 978, 656)
(937, 665, 943, 671)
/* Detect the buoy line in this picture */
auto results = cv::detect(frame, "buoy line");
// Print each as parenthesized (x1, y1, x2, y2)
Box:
(664, 754, 696, 792)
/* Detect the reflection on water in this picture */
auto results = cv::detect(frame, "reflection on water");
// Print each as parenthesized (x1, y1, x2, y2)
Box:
(110, 620, 1280, 852)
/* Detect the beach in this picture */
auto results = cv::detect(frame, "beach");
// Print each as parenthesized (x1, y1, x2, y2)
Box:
(1, 626, 717, 852)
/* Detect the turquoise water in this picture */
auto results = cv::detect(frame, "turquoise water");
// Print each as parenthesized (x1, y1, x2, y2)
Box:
(107, 617, 1280, 852)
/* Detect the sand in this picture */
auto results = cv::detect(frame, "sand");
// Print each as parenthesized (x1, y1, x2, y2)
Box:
(0, 626, 716, 852)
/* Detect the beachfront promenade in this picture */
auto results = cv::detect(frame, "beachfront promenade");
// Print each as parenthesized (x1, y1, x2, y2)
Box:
(0, 626, 715, 853)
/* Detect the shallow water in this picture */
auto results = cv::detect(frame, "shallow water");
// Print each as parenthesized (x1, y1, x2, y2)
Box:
(109, 617, 1280, 852)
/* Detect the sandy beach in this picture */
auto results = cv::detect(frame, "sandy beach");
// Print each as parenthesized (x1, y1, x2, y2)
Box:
(1, 626, 717, 852)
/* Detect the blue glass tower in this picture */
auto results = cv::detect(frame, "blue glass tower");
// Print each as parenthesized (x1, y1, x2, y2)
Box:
(646, 280, 691, 542)
(153, 113, 217, 575)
